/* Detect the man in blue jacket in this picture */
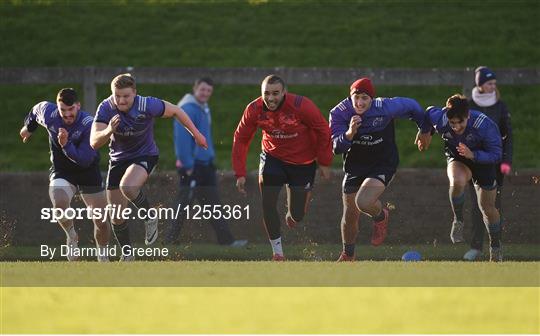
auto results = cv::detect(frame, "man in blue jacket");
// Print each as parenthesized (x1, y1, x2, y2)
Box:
(419, 94, 503, 261)
(166, 77, 247, 247)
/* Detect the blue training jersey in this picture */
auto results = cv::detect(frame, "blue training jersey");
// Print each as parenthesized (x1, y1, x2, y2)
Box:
(95, 95, 165, 162)
(425, 107, 502, 164)
(173, 93, 215, 169)
(330, 97, 431, 172)
(24, 101, 99, 170)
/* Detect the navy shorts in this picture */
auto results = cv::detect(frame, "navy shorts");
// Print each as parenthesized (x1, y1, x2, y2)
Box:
(106, 155, 159, 189)
(49, 165, 104, 194)
(447, 156, 497, 190)
(342, 167, 396, 194)
(259, 152, 316, 189)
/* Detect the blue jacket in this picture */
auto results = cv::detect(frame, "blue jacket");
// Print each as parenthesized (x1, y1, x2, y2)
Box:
(425, 107, 502, 164)
(174, 94, 215, 169)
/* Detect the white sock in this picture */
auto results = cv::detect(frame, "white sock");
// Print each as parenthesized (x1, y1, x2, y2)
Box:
(270, 237, 283, 256)
(62, 223, 77, 241)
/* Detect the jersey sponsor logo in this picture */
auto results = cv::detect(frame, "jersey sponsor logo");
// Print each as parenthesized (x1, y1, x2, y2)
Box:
(359, 135, 373, 141)
(353, 137, 383, 146)
(270, 129, 298, 139)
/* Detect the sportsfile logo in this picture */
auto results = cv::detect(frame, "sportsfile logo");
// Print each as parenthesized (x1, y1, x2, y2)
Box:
(40, 204, 251, 223)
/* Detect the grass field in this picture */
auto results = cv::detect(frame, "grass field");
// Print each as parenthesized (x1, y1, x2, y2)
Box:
(1, 261, 539, 333)
(1, 0, 539, 171)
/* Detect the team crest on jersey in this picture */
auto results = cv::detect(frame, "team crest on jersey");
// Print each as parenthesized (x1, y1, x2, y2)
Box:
(71, 130, 82, 140)
(372, 117, 384, 127)
(135, 113, 147, 121)
(465, 134, 476, 143)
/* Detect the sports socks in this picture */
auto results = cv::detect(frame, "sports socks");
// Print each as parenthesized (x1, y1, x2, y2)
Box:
(130, 190, 151, 220)
(450, 192, 465, 222)
(343, 243, 355, 257)
(112, 222, 131, 249)
(487, 219, 502, 248)
(270, 237, 283, 256)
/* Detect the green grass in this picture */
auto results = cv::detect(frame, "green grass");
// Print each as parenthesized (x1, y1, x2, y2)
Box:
(2, 243, 539, 263)
(1, 0, 539, 171)
(1, 0, 539, 67)
(1, 260, 539, 287)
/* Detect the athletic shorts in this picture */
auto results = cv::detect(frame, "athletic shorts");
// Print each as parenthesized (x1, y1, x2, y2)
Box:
(342, 167, 396, 194)
(106, 155, 159, 189)
(447, 156, 497, 190)
(49, 165, 104, 194)
(259, 152, 316, 189)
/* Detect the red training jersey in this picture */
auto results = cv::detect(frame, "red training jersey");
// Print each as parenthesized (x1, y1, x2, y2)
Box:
(232, 93, 333, 177)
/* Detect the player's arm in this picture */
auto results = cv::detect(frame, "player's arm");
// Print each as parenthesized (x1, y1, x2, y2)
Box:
(499, 101, 513, 168)
(298, 98, 333, 177)
(20, 102, 47, 143)
(162, 101, 207, 149)
(232, 103, 258, 194)
(387, 97, 433, 151)
(173, 104, 197, 171)
(90, 119, 117, 149)
(329, 108, 353, 154)
(473, 124, 503, 164)
(60, 128, 98, 168)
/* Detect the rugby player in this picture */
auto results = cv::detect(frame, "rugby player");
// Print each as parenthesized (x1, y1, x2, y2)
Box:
(330, 78, 432, 261)
(90, 74, 207, 261)
(419, 94, 503, 261)
(232, 75, 333, 261)
(20, 88, 111, 262)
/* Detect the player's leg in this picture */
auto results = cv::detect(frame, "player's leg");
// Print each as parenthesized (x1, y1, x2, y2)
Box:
(283, 161, 316, 229)
(195, 163, 237, 245)
(119, 158, 158, 246)
(258, 152, 287, 260)
(48, 177, 78, 261)
(472, 163, 502, 261)
(464, 182, 485, 260)
(164, 166, 195, 244)
(338, 191, 361, 261)
(106, 161, 133, 261)
(447, 160, 472, 243)
(80, 190, 111, 262)
(356, 177, 388, 246)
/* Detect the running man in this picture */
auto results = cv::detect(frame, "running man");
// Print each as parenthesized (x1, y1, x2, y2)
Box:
(20, 88, 111, 262)
(232, 74, 333, 261)
(330, 78, 432, 261)
(419, 94, 503, 261)
(90, 73, 207, 260)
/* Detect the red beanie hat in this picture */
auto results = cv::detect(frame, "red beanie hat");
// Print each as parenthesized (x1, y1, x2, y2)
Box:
(350, 78, 375, 98)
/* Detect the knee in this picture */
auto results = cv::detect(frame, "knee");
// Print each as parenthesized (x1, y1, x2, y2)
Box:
(355, 196, 373, 212)
(119, 185, 139, 201)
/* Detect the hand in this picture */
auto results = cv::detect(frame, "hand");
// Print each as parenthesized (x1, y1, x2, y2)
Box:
(414, 131, 432, 151)
(457, 142, 474, 160)
(345, 115, 362, 141)
(319, 165, 331, 180)
(20, 126, 32, 143)
(108, 114, 121, 133)
(58, 128, 69, 147)
(500, 162, 512, 175)
(194, 132, 208, 149)
(236, 176, 246, 195)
